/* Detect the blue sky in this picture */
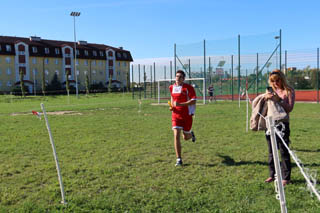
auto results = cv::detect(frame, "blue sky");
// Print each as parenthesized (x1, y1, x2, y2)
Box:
(1, 0, 320, 60)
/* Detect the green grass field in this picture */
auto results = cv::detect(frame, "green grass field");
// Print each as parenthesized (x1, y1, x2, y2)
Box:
(0, 93, 319, 212)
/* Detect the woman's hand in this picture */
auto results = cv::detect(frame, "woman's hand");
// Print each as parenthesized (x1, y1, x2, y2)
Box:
(264, 92, 281, 102)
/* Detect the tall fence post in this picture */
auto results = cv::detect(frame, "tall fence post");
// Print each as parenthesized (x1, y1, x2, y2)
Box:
(285, 50, 287, 76)
(174, 44, 177, 74)
(153, 62, 156, 99)
(170, 61, 173, 84)
(280, 29, 282, 71)
(132, 64, 134, 99)
(256, 53, 259, 96)
(188, 59, 191, 79)
(138, 64, 141, 99)
(150, 65, 152, 98)
(317, 48, 319, 104)
(238, 34, 241, 108)
(143, 65, 146, 99)
(204, 40, 206, 102)
(231, 55, 234, 101)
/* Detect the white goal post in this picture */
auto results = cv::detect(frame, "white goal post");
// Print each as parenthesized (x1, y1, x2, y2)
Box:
(157, 78, 206, 104)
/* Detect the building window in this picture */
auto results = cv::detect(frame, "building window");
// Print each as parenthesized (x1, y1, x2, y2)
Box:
(99, 51, 104, 56)
(99, 71, 103, 75)
(91, 60, 96, 66)
(65, 58, 71, 65)
(99, 61, 103, 66)
(45, 70, 49, 76)
(76, 70, 80, 76)
(55, 59, 59, 65)
(84, 50, 89, 56)
(76, 60, 79, 65)
(45, 48, 50, 54)
(123, 62, 127, 67)
(33, 68, 38, 75)
(7, 68, 11, 75)
(32, 46, 38, 53)
(45, 58, 49, 64)
(117, 52, 121, 58)
(84, 60, 88, 66)
(92, 70, 96, 75)
(93, 80, 96, 84)
(76, 49, 80, 55)
(118, 62, 121, 67)
(46, 80, 49, 84)
(55, 70, 59, 75)
(55, 48, 60, 54)
(93, 51, 97, 56)
(108, 51, 113, 57)
(123, 52, 128, 59)
(6, 45, 11, 52)
(7, 81, 12, 87)
(6, 57, 11, 64)
(32, 57, 37, 64)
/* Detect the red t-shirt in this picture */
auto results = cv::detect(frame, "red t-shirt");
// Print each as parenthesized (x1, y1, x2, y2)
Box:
(169, 83, 196, 118)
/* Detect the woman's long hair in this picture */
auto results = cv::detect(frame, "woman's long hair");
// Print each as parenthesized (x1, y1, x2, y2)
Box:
(268, 69, 293, 95)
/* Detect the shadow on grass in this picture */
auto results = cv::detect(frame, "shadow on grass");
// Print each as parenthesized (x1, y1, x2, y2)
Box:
(218, 154, 268, 166)
(294, 148, 320, 153)
(180, 163, 216, 167)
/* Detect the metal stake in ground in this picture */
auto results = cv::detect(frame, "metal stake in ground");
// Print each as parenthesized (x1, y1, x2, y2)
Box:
(40, 103, 66, 204)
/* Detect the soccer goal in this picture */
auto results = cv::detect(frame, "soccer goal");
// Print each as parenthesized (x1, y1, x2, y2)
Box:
(157, 78, 206, 104)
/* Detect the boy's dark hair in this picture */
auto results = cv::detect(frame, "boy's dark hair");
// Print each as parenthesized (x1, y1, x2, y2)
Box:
(176, 70, 185, 78)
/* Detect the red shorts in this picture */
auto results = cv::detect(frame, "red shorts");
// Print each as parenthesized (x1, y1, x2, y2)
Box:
(172, 115, 193, 132)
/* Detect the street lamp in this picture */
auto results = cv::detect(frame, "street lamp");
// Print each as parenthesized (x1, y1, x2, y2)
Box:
(70, 11, 80, 98)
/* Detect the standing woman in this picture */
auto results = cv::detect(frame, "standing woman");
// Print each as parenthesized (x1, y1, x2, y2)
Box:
(264, 69, 295, 186)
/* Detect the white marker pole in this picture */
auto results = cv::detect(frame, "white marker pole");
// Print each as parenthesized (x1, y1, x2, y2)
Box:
(267, 116, 287, 213)
(40, 103, 66, 204)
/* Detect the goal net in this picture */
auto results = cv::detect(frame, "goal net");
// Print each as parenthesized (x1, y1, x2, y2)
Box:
(157, 78, 206, 104)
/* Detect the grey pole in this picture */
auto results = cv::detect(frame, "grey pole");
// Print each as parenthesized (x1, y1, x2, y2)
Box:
(153, 62, 156, 99)
(209, 57, 212, 85)
(170, 61, 173, 84)
(143, 65, 146, 99)
(174, 44, 177, 74)
(132, 64, 134, 99)
(285, 50, 287, 76)
(317, 48, 319, 104)
(150, 65, 152, 98)
(256, 53, 259, 96)
(238, 35, 241, 96)
(138, 64, 141, 99)
(231, 55, 234, 101)
(188, 59, 191, 78)
(204, 40, 206, 98)
(164, 65, 167, 97)
(280, 29, 282, 71)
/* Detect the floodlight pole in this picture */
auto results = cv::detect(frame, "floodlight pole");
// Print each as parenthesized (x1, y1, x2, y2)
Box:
(70, 11, 80, 98)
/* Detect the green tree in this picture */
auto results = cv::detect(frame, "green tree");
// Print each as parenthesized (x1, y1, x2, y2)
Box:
(85, 74, 90, 95)
(47, 73, 62, 92)
(19, 69, 26, 97)
(65, 70, 70, 96)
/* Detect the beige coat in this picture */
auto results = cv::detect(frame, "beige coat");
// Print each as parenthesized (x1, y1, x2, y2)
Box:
(250, 94, 289, 131)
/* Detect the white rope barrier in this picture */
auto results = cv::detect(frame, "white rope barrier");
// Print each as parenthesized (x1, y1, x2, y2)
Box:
(275, 129, 320, 201)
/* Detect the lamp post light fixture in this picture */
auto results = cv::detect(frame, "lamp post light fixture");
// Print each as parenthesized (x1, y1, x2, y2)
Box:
(70, 11, 81, 98)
